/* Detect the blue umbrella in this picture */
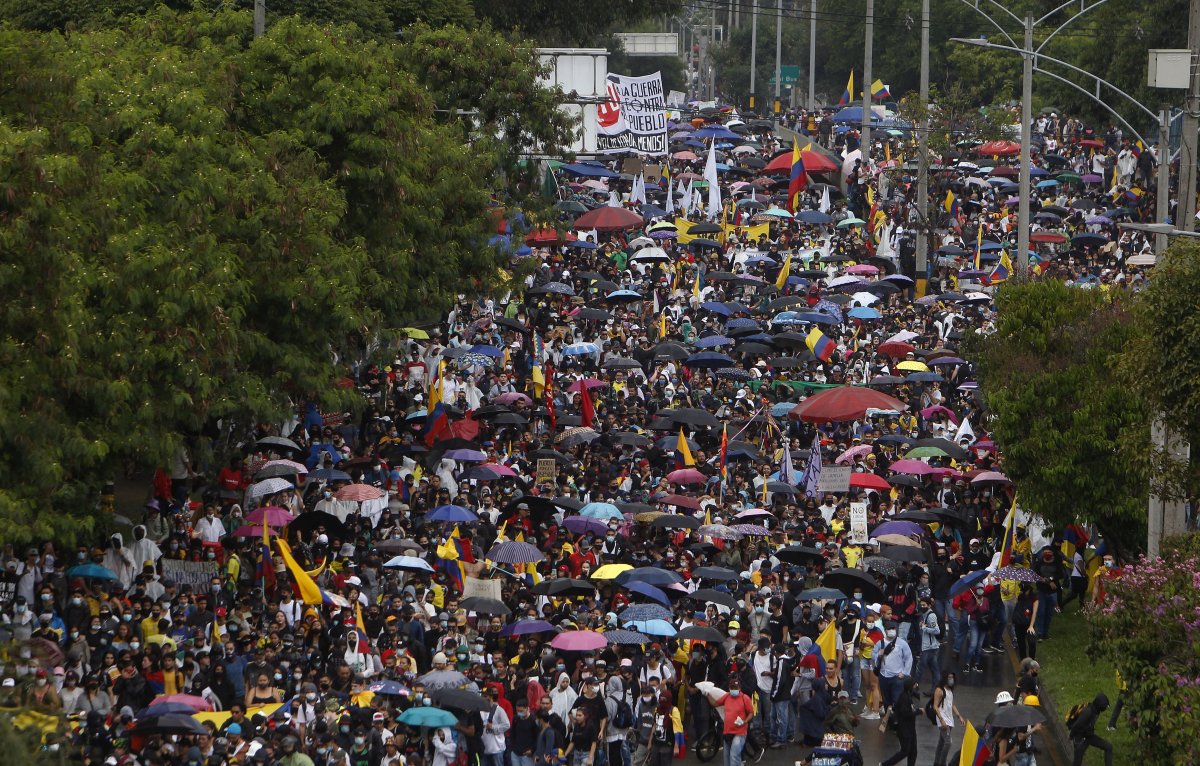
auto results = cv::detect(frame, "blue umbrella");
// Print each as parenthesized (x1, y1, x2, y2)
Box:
(726, 318, 760, 330)
(693, 335, 734, 348)
(700, 301, 734, 316)
(501, 620, 558, 636)
(770, 401, 796, 417)
(616, 567, 684, 586)
(605, 290, 644, 301)
(771, 311, 801, 325)
(624, 580, 671, 606)
(625, 618, 678, 636)
(1035, 179, 1058, 188)
(715, 367, 752, 381)
(694, 125, 740, 140)
(469, 344, 502, 358)
(563, 342, 599, 356)
(560, 163, 619, 179)
(579, 502, 623, 520)
(398, 706, 460, 728)
(367, 680, 408, 695)
(847, 306, 881, 320)
(67, 563, 118, 581)
(795, 210, 832, 224)
(949, 569, 989, 599)
(1028, 166, 1050, 177)
(566, 239, 598, 250)
(619, 603, 674, 622)
(686, 352, 735, 368)
(796, 312, 839, 326)
(724, 301, 750, 314)
(428, 505, 478, 523)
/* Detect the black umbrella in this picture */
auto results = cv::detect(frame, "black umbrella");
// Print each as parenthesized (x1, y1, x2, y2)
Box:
(687, 588, 738, 608)
(676, 625, 726, 642)
(375, 538, 425, 555)
(823, 568, 884, 602)
(494, 317, 530, 333)
(692, 566, 740, 581)
(528, 449, 574, 465)
(257, 436, 302, 453)
(602, 356, 643, 370)
(893, 510, 942, 524)
(689, 222, 722, 235)
(608, 431, 653, 447)
(553, 496, 585, 512)
(576, 308, 613, 321)
(653, 342, 691, 360)
(131, 714, 209, 735)
(651, 514, 701, 530)
(617, 502, 657, 515)
(532, 578, 597, 596)
(491, 412, 529, 426)
(659, 407, 721, 428)
(880, 545, 929, 563)
(432, 687, 491, 712)
(775, 545, 825, 564)
(460, 597, 511, 616)
(987, 704, 1046, 728)
(288, 511, 348, 539)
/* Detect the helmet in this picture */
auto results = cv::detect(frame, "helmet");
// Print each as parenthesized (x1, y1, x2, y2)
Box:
(1024, 695, 1040, 707)
(994, 691, 1014, 704)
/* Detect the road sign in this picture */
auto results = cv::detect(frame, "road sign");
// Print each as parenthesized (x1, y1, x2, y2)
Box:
(768, 65, 801, 85)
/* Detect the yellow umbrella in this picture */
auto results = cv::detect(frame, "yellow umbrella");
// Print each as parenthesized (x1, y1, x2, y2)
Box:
(400, 327, 430, 340)
(591, 563, 633, 580)
(634, 511, 665, 523)
(194, 702, 283, 727)
(896, 360, 929, 372)
(145, 634, 177, 650)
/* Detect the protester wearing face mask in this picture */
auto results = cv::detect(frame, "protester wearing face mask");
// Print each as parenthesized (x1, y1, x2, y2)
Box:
(706, 676, 756, 766)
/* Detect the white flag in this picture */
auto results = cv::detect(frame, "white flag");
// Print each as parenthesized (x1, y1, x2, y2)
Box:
(779, 442, 795, 485)
(819, 185, 831, 214)
(801, 432, 823, 498)
(704, 142, 722, 220)
(631, 173, 646, 205)
(954, 417, 976, 445)
(681, 179, 694, 217)
(665, 177, 674, 215)
(607, 190, 621, 207)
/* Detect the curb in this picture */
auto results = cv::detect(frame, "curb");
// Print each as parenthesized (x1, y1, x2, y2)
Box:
(1005, 643, 1071, 766)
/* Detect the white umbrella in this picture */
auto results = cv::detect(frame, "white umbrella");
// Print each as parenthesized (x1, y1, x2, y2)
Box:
(247, 477, 293, 499)
(851, 291, 881, 306)
(383, 555, 434, 572)
(826, 275, 861, 288)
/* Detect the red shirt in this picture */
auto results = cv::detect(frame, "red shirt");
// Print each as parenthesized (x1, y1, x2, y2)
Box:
(713, 691, 755, 735)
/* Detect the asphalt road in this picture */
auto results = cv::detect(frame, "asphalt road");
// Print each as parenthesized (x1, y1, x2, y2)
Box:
(680, 643, 1016, 766)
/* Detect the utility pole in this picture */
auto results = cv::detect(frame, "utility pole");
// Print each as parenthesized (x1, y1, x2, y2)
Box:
(1180, 0, 1200, 231)
(808, 0, 817, 111)
(774, 0, 783, 115)
(750, 0, 758, 111)
(254, 0, 265, 37)
(1159, 107, 1172, 254)
(1017, 15, 1033, 273)
(915, 0, 930, 296)
(710, 7, 717, 101)
(861, 0, 874, 157)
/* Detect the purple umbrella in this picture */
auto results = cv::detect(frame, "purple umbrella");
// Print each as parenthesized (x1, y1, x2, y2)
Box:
(443, 448, 487, 461)
(624, 580, 671, 606)
(563, 516, 608, 535)
(871, 520, 923, 537)
(500, 620, 558, 636)
(1081, 173, 1103, 184)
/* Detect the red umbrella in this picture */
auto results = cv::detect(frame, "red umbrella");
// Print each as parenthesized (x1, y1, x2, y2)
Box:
(789, 386, 908, 423)
(1030, 232, 1066, 244)
(877, 340, 917, 358)
(850, 473, 891, 491)
(976, 140, 1020, 156)
(572, 207, 644, 232)
(659, 493, 701, 510)
(525, 227, 563, 245)
(761, 146, 840, 174)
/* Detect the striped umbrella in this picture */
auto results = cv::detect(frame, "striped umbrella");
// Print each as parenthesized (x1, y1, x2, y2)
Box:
(487, 541, 544, 565)
(697, 524, 745, 540)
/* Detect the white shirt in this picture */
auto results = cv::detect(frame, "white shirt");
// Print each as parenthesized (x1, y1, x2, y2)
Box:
(195, 517, 227, 544)
(481, 703, 511, 754)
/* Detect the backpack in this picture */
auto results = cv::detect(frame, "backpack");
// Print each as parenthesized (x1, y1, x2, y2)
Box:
(1065, 702, 1089, 735)
(611, 696, 635, 729)
(924, 695, 937, 725)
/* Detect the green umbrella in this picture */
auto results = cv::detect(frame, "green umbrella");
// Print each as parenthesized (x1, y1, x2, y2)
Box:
(1057, 171, 1082, 184)
(904, 446, 949, 459)
(836, 217, 866, 228)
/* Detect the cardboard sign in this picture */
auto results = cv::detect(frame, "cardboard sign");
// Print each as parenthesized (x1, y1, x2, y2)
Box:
(161, 560, 220, 588)
(849, 502, 869, 544)
(462, 576, 502, 601)
(817, 465, 851, 493)
(536, 458, 558, 484)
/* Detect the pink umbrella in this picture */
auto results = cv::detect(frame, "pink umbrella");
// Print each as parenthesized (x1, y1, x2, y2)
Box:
(150, 694, 213, 712)
(495, 392, 532, 406)
(666, 468, 707, 485)
(246, 506, 295, 527)
(888, 459, 942, 475)
(550, 630, 608, 651)
(919, 405, 960, 424)
(835, 444, 874, 464)
(846, 264, 879, 275)
(567, 378, 607, 393)
(335, 483, 385, 501)
(673, 150, 698, 161)
(734, 508, 774, 519)
(971, 471, 1011, 484)
(478, 463, 518, 477)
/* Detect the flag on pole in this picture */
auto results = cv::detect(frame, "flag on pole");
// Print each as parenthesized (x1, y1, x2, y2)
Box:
(958, 722, 991, 766)
(839, 71, 854, 105)
(779, 441, 795, 485)
(276, 538, 333, 606)
(719, 423, 729, 485)
(983, 250, 1013, 285)
(630, 173, 647, 205)
(944, 190, 959, 219)
(257, 522, 276, 593)
(787, 138, 807, 212)
(674, 428, 696, 468)
(704, 142, 721, 220)
(819, 185, 831, 214)
(580, 387, 595, 428)
(974, 223, 984, 270)
(436, 525, 469, 591)
(954, 417, 976, 445)
(680, 179, 692, 217)
(805, 327, 836, 363)
(775, 253, 793, 291)
(815, 620, 838, 663)
(800, 432, 822, 498)
(870, 79, 892, 100)
(998, 495, 1018, 567)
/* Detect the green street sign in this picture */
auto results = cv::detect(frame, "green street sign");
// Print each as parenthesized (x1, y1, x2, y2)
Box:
(768, 65, 801, 85)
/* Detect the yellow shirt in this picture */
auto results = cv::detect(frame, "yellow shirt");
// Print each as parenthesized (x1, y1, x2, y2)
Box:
(842, 545, 863, 568)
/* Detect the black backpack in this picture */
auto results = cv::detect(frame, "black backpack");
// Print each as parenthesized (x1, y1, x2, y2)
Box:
(611, 696, 635, 729)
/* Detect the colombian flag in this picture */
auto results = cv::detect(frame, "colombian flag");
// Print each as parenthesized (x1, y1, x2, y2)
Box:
(276, 538, 336, 606)
(1061, 524, 1090, 561)
(958, 723, 991, 766)
(436, 525, 475, 592)
(424, 361, 450, 446)
(944, 190, 959, 219)
(805, 327, 836, 363)
(983, 250, 1012, 286)
(775, 253, 792, 291)
(1130, 140, 1143, 159)
(786, 138, 807, 212)
(839, 71, 854, 106)
(870, 79, 892, 100)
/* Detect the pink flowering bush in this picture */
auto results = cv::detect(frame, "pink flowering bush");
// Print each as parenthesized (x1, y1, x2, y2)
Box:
(1088, 534, 1200, 764)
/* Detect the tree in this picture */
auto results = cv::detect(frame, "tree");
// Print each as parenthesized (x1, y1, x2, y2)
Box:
(0, 9, 561, 544)
(1122, 238, 1200, 500)
(962, 281, 1148, 555)
(1088, 533, 1200, 765)
(473, 0, 681, 47)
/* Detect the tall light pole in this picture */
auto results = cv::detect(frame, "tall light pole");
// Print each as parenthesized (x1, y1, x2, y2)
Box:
(1179, 0, 1200, 231)
(750, 0, 758, 111)
(915, 0, 930, 295)
(1018, 15, 1033, 274)
(774, 0, 783, 115)
(808, 0, 818, 111)
(254, 0, 265, 37)
(861, 0, 874, 157)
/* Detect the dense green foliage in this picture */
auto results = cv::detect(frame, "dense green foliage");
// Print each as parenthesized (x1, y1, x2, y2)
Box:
(1123, 239, 1200, 499)
(0, 8, 570, 544)
(963, 281, 1148, 555)
(1088, 533, 1200, 765)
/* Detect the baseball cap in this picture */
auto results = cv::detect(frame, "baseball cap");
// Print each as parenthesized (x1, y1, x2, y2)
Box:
(227, 723, 243, 735)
